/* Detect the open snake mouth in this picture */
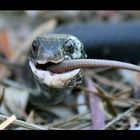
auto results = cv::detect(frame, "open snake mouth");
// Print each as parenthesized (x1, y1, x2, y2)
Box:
(35, 61, 60, 71)
(32, 58, 64, 74)
(29, 59, 81, 88)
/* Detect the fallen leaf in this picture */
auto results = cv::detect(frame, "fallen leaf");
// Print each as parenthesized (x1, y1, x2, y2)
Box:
(0, 30, 14, 59)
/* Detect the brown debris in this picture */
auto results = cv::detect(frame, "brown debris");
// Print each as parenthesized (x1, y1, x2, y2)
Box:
(0, 30, 14, 59)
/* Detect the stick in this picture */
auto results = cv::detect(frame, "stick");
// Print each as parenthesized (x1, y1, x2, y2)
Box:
(0, 115, 16, 130)
(101, 107, 137, 130)
(85, 77, 105, 130)
(0, 114, 47, 130)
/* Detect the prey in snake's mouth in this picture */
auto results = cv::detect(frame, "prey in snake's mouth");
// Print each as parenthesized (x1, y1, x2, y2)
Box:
(29, 58, 81, 88)
(28, 34, 87, 88)
(35, 60, 61, 71)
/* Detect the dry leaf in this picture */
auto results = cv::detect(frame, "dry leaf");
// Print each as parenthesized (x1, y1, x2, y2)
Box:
(0, 30, 14, 59)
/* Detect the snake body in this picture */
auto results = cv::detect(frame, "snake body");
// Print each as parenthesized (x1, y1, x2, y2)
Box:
(52, 21, 140, 64)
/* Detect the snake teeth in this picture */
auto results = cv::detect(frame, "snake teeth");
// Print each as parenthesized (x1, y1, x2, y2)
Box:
(37, 58, 64, 64)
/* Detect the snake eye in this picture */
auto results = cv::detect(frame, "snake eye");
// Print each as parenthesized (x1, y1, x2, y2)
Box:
(32, 40, 39, 53)
(65, 39, 75, 54)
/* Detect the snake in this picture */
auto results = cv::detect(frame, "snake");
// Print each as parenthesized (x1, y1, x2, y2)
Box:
(28, 33, 140, 105)
(28, 34, 87, 104)
(52, 21, 140, 64)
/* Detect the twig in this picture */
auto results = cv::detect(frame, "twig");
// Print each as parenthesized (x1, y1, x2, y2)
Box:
(101, 107, 137, 130)
(0, 115, 16, 130)
(80, 126, 91, 130)
(77, 85, 140, 107)
(85, 76, 105, 130)
(86, 70, 131, 90)
(113, 88, 133, 97)
(84, 77, 117, 116)
(0, 114, 47, 130)
(71, 122, 91, 130)
(48, 112, 89, 127)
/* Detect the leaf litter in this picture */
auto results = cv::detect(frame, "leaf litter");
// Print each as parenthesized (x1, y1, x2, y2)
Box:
(0, 11, 140, 130)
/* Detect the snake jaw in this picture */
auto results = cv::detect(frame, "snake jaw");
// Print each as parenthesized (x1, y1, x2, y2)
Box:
(29, 60, 81, 88)
(36, 58, 64, 64)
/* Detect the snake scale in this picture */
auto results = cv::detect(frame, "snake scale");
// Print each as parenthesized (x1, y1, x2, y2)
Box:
(28, 34, 140, 105)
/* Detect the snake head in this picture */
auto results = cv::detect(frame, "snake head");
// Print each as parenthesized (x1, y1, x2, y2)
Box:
(28, 34, 87, 88)
(28, 36, 64, 63)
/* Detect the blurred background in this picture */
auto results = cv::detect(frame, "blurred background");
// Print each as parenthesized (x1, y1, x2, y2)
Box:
(0, 11, 140, 130)
(1, 10, 140, 64)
